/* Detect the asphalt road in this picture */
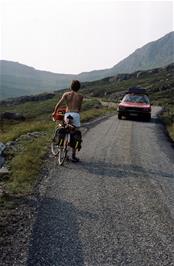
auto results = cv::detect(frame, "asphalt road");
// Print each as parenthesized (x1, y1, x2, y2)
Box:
(27, 107, 174, 266)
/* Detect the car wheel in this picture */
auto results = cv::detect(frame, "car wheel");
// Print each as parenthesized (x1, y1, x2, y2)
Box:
(146, 114, 151, 121)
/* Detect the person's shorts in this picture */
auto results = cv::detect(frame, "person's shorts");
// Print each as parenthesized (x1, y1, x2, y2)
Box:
(64, 112, 81, 128)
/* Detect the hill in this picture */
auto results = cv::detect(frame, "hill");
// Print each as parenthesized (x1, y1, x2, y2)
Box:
(1, 63, 173, 111)
(0, 31, 173, 100)
(109, 31, 174, 75)
(0, 60, 75, 100)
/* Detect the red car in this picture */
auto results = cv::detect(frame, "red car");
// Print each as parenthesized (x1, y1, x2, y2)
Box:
(117, 88, 151, 121)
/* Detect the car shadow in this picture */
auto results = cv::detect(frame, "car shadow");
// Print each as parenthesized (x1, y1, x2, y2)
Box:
(27, 197, 98, 266)
(120, 116, 161, 124)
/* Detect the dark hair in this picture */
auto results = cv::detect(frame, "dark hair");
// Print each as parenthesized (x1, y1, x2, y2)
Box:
(71, 80, 81, 92)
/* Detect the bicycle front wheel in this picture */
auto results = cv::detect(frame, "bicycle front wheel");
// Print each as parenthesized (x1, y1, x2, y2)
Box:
(58, 147, 67, 166)
(51, 142, 59, 156)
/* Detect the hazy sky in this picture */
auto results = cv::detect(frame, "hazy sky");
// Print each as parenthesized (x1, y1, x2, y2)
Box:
(0, 0, 173, 74)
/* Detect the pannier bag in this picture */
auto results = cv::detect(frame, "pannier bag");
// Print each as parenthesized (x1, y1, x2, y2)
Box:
(69, 130, 82, 151)
(54, 127, 67, 146)
(53, 107, 66, 121)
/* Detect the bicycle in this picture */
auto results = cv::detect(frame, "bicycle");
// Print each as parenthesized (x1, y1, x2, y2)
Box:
(51, 108, 78, 166)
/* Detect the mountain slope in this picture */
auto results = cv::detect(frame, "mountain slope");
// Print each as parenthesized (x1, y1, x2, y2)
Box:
(79, 31, 174, 80)
(110, 31, 174, 74)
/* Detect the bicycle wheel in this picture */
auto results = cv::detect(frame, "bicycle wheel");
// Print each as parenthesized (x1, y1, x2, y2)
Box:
(51, 128, 60, 156)
(51, 141, 59, 156)
(58, 146, 67, 166)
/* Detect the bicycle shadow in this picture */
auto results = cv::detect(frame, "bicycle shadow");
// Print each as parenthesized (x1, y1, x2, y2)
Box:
(27, 197, 98, 266)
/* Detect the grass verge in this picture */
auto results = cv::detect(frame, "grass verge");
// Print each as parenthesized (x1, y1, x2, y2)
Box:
(7, 136, 49, 194)
(160, 107, 174, 141)
(81, 107, 115, 122)
(0, 120, 52, 143)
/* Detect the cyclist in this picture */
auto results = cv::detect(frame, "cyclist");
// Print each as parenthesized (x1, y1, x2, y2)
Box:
(52, 80, 83, 162)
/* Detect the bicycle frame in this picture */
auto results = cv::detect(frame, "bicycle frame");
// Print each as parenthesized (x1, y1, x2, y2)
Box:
(51, 116, 76, 166)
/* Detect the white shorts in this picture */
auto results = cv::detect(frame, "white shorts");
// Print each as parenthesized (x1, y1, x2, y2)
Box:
(64, 112, 81, 128)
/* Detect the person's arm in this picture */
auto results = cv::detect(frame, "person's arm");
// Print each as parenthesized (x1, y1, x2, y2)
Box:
(52, 93, 66, 115)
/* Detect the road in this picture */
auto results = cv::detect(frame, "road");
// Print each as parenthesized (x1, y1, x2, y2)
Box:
(27, 107, 174, 266)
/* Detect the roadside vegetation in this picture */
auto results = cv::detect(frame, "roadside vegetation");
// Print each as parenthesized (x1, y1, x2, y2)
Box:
(162, 109, 174, 140)
(150, 89, 174, 140)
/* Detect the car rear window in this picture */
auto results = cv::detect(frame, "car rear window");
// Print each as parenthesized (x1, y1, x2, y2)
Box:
(123, 94, 150, 104)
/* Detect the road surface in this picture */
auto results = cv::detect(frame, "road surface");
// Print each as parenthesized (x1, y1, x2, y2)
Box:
(27, 107, 174, 266)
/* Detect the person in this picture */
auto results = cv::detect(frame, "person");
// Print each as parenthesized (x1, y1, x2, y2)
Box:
(52, 80, 83, 162)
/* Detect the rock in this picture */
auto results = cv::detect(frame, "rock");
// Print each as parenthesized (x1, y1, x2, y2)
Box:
(0, 112, 25, 121)
(27, 131, 47, 138)
(18, 134, 32, 141)
(0, 156, 5, 168)
(4, 144, 18, 154)
(17, 131, 47, 141)
(0, 142, 6, 155)
(136, 71, 143, 78)
(27, 132, 41, 138)
(0, 166, 9, 176)
(0, 186, 5, 197)
(6, 141, 16, 147)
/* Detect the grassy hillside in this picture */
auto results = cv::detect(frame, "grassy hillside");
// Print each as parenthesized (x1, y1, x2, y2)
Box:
(81, 64, 173, 98)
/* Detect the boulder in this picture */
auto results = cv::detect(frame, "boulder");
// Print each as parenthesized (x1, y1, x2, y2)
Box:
(18, 134, 32, 141)
(6, 141, 16, 147)
(0, 112, 25, 121)
(0, 156, 5, 168)
(0, 142, 6, 155)
(0, 166, 9, 176)
(0, 186, 6, 197)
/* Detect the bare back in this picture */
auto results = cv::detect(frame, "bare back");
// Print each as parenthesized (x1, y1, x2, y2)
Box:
(64, 91, 83, 113)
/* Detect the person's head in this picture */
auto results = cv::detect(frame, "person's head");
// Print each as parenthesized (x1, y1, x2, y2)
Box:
(71, 80, 81, 92)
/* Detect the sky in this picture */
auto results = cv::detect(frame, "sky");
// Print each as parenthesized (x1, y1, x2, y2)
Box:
(0, 0, 173, 74)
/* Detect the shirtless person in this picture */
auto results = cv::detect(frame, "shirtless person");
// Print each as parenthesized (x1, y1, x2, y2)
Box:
(52, 80, 83, 162)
